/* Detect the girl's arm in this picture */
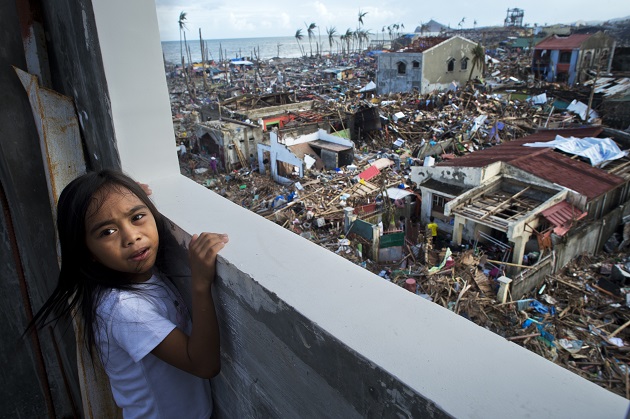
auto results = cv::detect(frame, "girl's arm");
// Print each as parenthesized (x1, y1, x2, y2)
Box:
(151, 232, 229, 378)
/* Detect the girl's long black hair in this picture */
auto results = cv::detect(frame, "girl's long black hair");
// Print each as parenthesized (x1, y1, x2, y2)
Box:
(27, 169, 174, 356)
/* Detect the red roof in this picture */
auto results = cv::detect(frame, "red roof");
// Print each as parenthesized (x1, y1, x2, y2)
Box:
(535, 34, 592, 50)
(437, 127, 625, 201)
(541, 201, 587, 236)
(359, 165, 380, 181)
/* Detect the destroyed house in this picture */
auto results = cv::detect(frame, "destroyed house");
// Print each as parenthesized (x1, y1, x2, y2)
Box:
(322, 66, 354, 80)
(258, 129, 354, 183)
(532, 32, 616, 86)
(376, 36, 482, 95)
(195, 119, 262, 172)
(410, 127, 630, 289)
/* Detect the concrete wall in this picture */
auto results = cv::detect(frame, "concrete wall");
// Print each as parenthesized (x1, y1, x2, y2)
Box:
(578, 32, 616, 81)
(0, 0, 104, 416)
(510, 256, 554, 299)
(421, 37, 480, 94)
(376, 52, 422, 95)
(410, 165, 483, 189)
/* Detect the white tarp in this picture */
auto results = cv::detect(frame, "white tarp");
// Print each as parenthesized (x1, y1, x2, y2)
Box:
(567, 100, 599, 122)
(523, 136, 627, 167)
(470, 115, 488, 133)
(528, 93, 547, 104)
(385, 187, 414, 200)
(359, 81, 376, 92)
(304, 154, 316, 169)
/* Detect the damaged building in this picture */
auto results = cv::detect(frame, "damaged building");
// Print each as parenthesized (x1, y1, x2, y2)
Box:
(376, 36, 482, 95)
(259, 128, 354, 183)
(411, 127, 630, 297)
(532, 31, 616, 85)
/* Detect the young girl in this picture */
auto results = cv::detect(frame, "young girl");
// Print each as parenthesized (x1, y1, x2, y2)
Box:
(29, 169, 228, 418)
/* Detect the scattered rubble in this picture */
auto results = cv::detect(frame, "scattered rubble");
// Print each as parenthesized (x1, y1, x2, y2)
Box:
(167, 45, 630, 399)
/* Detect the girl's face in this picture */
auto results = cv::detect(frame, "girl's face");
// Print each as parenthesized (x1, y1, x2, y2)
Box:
(84, 186, 159, 282)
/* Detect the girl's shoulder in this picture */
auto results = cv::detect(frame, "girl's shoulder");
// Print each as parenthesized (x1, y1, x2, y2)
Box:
(96, 275, 166, 313)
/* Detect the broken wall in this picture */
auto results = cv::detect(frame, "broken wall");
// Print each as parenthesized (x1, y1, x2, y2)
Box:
(578, 31, 616, 77)
(376, 52, 422, 95)
(267, 131, 303, 183)
(510, 257, 554, 299)
(245, 100, 315, 120)
(410, 164, 489, 190)
(421, 37, 481, 94)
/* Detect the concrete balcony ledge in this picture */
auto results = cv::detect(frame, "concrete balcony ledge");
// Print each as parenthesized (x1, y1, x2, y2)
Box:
(149, 174, 629, 419)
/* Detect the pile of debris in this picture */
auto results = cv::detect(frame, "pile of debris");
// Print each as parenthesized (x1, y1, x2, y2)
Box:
(170, 50, 630, 399)
(402, 251, 630, 399)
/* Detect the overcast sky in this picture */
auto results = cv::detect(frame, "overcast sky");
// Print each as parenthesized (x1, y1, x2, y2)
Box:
(155, 0, 629, 41)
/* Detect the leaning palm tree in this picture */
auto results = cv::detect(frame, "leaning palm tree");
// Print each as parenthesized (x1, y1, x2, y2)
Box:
(468, 42, 485, 83)
(358, 10, 368, 28)
(326, 26, 337, 55)
(305, 22, 317, 57)
(294, 28, 305, 57)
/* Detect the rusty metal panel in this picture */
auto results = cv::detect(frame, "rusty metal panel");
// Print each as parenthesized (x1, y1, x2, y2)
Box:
(14, 67, 85, 208)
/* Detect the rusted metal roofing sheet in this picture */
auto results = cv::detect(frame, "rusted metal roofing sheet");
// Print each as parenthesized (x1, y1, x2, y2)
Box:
(420, 178, 469, 197)
(437, 127, 625, 201)
(535, 34, 592, 50)
(509, 150, 624, 200)
(438, 127, 603, 168)
(541, 200, 588, 236)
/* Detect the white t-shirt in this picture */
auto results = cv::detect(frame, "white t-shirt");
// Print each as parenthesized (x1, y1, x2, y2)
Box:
(95, 274, 212, 418)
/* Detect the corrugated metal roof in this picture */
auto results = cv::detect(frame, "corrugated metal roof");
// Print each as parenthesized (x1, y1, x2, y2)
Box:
(535, 34, 592, 50)
(420, 178, 469, 197)
(510, 151, 623, 200)
(439, 127, 603, 168)
(437, 127, 625, 201)
(541, 200, 587, 236)
(308, 139, 352, 152)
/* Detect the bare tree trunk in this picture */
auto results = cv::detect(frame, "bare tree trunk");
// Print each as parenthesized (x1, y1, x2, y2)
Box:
(199, 28, 209, 91)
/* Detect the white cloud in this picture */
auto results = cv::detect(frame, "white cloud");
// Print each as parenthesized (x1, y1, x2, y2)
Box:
(154, 0, 630, 41)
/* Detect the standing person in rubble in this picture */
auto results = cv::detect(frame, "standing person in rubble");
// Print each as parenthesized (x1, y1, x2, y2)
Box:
(209, 156, 218, 175)
(249, 154, 257, 172)
(427, 216, 439, 247)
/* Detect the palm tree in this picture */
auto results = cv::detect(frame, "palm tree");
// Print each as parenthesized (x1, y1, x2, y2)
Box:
(294, 29, 305, 57)
(326, 26, 337, 55)
(305, 22, 317, 57)
(178, 11, 187, 64)
(468, 42, 485, 83)
(358, 10, 368, 28)
(458, 17, 466, 32)
(343, 28, 353, 55)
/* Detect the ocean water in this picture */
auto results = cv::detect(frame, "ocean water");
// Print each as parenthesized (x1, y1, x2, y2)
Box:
(162, 36, 307, 64)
